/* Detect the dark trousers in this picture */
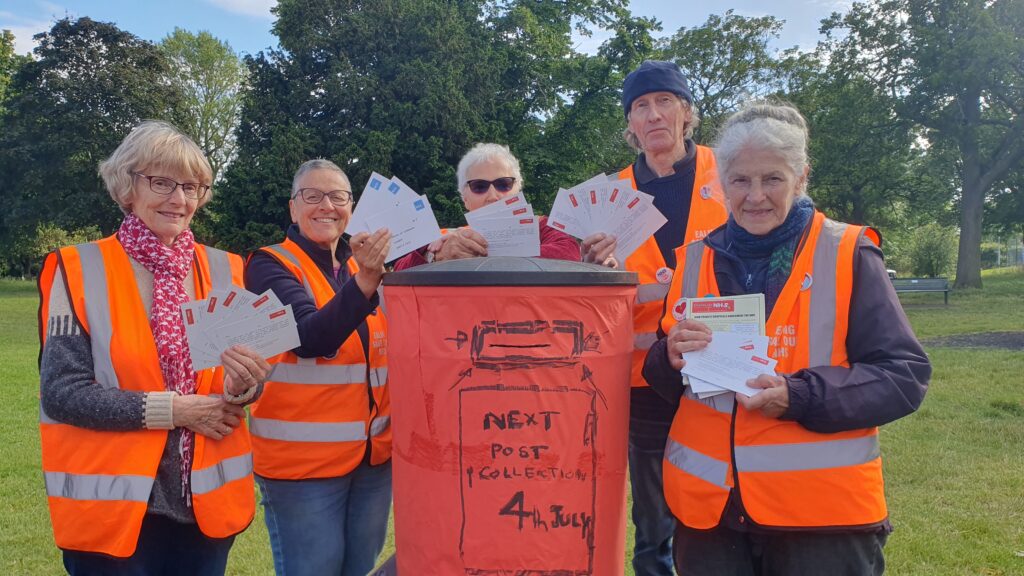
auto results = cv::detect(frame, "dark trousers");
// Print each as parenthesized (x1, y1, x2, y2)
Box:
(673, 522, 888, 576)
(628, 386, 678, 576)
(62, 514, 235, 576)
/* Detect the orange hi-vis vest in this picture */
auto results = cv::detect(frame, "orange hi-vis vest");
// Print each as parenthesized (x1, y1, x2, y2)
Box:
(659, 211, 888, 530)
(249, 238, 391, 480)
(37, 235, 254, 558)
(621, 144, 728, 387)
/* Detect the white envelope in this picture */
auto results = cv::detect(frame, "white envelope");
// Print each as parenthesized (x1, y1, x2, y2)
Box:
(609, 191, 667, 261)
(348, 172, 397, 235)
(192, 304, 301, 371)
(681, 332, 777, 397)
(548, 187, 590, 239)
(365, 195, 443, 262)
(470, 214, 541, 257)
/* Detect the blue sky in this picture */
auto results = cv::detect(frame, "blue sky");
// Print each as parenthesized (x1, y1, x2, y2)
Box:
(2, 0, 853, 57)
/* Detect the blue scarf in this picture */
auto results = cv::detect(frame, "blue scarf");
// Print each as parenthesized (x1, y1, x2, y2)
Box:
(725, 195, 815, 311)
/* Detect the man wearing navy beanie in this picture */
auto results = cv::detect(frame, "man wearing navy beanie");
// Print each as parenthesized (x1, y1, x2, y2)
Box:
(582, 60, 727, 576)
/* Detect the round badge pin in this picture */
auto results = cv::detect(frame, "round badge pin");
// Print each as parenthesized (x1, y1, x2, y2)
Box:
(656, 267, 673, 284)
(672, 298, 687, 321)
(700, 186, 711, 199)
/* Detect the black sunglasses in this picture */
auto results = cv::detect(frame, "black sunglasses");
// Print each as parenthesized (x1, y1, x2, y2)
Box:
(465, 177, 517, 195)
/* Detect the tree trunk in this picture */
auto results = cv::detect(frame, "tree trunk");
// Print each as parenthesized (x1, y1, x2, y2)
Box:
(955, 170, 984, 289)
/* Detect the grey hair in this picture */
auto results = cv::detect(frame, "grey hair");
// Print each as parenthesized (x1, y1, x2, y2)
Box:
(98, 120, 213, 211)
(456, 143, 523, 196)
(714, 101, 810, 192)
(622, 95, 700, 152)
(292, 159, 349, 196)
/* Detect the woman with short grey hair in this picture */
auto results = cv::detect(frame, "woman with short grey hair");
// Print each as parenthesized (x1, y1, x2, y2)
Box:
(643, 101, 930, 575)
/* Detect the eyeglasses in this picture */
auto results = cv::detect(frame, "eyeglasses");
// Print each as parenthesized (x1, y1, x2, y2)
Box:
(293, 188, 353, 206)
(465, 177, 517, 195)
(134, 173, 210, 200)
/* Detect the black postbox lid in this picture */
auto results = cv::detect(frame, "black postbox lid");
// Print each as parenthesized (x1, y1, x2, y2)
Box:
(383, 257, 638, 286)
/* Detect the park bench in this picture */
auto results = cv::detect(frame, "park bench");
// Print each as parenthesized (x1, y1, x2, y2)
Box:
(891, 277, 950, 305)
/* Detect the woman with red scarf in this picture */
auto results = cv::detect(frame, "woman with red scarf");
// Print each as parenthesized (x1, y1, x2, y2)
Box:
(38, 120, 271, 575)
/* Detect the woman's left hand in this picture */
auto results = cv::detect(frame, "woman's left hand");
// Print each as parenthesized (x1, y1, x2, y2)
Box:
(221, 345, 271, 397)
(352, 229, 392, 298)
(736, 374, 790, 419)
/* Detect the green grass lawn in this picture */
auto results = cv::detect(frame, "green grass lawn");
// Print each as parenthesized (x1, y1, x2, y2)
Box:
(2, 271, 1023, 574)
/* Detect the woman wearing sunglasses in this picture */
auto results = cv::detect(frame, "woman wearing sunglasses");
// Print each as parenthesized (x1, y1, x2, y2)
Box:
(394, 143, 580, 268)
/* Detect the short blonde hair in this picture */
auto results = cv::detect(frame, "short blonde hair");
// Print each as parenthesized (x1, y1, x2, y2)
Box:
(98, 120, 213, 211)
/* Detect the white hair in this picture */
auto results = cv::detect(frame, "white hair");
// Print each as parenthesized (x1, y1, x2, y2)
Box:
(456, 143, 523, 196)
(715, 101, 810, 192)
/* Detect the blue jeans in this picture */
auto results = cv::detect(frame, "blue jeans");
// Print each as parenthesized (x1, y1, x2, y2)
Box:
(257, 461, 393, 576)
(629, 386, 678, 576)
(62, 513, 234, 575)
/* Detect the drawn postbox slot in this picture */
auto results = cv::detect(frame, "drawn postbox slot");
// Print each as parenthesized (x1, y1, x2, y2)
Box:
(470, 320, 584, 370)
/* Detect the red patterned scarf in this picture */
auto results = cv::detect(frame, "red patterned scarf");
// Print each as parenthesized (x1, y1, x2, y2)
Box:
(117, 212, 197, 503)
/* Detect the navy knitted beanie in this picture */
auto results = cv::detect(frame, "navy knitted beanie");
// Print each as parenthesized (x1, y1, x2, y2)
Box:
(622, 60, 693, 117)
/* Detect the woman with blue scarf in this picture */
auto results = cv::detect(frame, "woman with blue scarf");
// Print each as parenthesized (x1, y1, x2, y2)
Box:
(643, 102, 930, 575)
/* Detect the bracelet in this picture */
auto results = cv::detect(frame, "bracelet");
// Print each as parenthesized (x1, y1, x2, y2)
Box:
(223, 383, 259, 405)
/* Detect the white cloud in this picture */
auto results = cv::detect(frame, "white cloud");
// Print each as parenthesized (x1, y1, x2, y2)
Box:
(205, 0, 276, 20)
(0, 1, 72, 55)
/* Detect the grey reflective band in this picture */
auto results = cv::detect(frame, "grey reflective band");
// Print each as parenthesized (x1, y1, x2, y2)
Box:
(249, 417, 367, 442)
(681, 242, 705, 300)
(191, 453, 253, 495)
(664, 438, 730, 490)
(370, 415, 391, 437)
(270, 362, 367, 385)
(204, 247, 234, 290)
(735, 434, 880, 473)
(636, 283, 670, 304)
(266, 244, 314, 299)
(76, 243, 119, 389)
(808, 220, 844, 367)
(369, 366, 388, 388)
(634, 332, 658, 351)
(44, 471, 152, 502)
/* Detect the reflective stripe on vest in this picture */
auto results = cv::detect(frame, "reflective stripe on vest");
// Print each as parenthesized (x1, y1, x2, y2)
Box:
(634, 332, 658, 351)
(44, 471, 152, 502)
(78, 242, 119, 389)
(250, 418, 368, 442)
(271, 362, 367, 385)
(370, 415, 391, 437)
(734, 435, 880, 473)
(191, 453, 254, 496)
(665, 439, 729, 490)
(205, 247, 234, 291)
(808, 221, 843, 367)
(636, 282, 670, 304)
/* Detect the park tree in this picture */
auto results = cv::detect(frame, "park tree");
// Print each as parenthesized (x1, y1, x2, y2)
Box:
(786, 61, 921, 229)
(656, 10, 794, 142)
(822, 0, 1024, 288)
(160, 29, 246, 182)
(0, 29, 31, 117)
(215, 0, 652, 253)
(0, 17, 183, 267)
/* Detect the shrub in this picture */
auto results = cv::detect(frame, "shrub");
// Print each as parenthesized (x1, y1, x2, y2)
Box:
(908, 223, 957, 277)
